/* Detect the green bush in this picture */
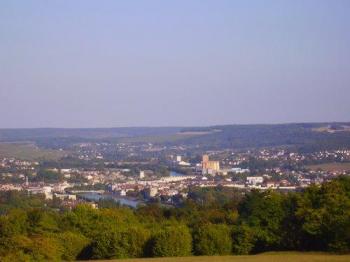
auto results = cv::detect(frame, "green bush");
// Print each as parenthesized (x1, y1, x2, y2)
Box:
(58, 231, 90, 261)
(29, 236, 62, 262)
(232, 224, 256, 254)
(151, 224, 192, 257)
(193, 223, 232, 255)
(90, 226, 150, 259)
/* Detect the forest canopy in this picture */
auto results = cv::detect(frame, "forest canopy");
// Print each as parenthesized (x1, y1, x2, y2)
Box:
(0, 176, 350, 261)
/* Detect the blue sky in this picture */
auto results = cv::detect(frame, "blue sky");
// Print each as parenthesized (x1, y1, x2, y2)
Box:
(0, 0, 349, 127)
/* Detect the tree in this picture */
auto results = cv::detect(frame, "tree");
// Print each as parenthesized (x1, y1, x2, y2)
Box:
(90, 226, 150, 259)
(0, 250, 31, 262)
(232, 224, 256, 254)
(90, 230, 119, 259)
(27, 210, 59, 234)
(238, 190, 285, 252)
(296, 177, 350, 252)
(58, 231, 90, 261)
(28, 236, 62, 261)
(119, 227, 150, 258)
(34, 169, 64, 183)
(0, 209, 28, 237)
(151, 224, 192, 257)
(193, 223, 232, 255)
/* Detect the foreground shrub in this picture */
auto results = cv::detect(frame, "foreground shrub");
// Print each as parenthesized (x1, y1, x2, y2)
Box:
(91, 226, 150, 259)
(151, 224, 192, 257)
(193, 223, 232, 255)
(29, 236, 62, 261)
(58, 231, 90, 261)
(232, 224, 256, 254)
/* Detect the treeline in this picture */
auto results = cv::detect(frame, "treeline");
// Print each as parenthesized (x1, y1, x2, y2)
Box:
(1, 177, 350, 261)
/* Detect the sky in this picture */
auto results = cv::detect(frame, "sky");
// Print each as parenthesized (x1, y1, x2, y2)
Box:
(0, 0, 349, 128)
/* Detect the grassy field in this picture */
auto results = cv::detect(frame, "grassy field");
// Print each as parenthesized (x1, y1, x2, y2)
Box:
(307, 162, 350, 172)
(92, 252, 350, 262)
(0, 142, 65, 161)
(312, 125, 350, 133)
(118, 133, 200, 144)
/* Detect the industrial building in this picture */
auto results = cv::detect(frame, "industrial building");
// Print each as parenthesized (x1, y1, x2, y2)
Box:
(202, 154, 220, 175)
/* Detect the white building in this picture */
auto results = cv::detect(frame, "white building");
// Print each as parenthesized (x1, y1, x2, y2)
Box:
(231, 167, 250, 174)
(178, 161, 190, 166)
(54, 193, 76, 201)
(139, 171, 145, 179)
(145, 187, 158, 198)
(246, 176, 264, 186)
(27, 186, 53, 200)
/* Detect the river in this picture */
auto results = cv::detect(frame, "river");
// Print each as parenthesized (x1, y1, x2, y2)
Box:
(79, 193, 141, 208)
(170, 171, 186, 176)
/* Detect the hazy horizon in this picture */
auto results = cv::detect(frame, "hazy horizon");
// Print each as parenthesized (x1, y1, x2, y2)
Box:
(0, 120, 350, 130)
(1, 1, 350, 128)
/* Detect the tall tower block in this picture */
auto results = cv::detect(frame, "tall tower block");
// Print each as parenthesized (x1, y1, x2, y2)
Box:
(202, 154, 209, 169)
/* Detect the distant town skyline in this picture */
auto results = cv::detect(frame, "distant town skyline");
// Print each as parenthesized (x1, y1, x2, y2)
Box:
(1, 1, 350, 128)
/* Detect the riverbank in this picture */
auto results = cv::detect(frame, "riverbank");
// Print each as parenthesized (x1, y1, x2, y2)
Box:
(78, 192, 142, 208)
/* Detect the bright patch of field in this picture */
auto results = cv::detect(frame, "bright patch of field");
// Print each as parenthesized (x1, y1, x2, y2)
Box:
(178, 129, 222, 136)
(307, 162, 350, 172)
(0, 142, 65, 161)
(118, 133, 199, 143)
(93, 252, 350, 262)
(117, 129, 221, 144)
(312, 125, 350, 133)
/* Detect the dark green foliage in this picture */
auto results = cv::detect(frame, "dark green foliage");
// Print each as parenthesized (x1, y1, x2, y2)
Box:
(1, 235, 62, 261)
(232, 224, 256, 254)
(0, 177, 350, 260)
(120, 226, 150, 258)
(28, 236, 62, 261)
(193, 223, 232, 255)
(58, 231, 90, 261)
(238, 190, 286, 252)
(0, 191, 46, 213)
(0, 250, 31, 262)
(90, 230, 124, 259)
(295, 179, 350, 252)
(27, 209, 59, 234)
(34, 169, 64, 183)
(0, 209, 28, 237)
(90, 226, 150, 259)
(151, 224, 192, 257)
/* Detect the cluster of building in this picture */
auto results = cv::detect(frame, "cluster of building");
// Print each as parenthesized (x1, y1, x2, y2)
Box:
(1, 145, 350, 208)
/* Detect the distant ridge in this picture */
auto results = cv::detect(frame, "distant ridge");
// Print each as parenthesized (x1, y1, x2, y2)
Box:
(1, 122, 350, 152)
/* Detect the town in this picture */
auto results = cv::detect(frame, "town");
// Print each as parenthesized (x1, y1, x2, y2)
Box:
(1, 140, 349, 209)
